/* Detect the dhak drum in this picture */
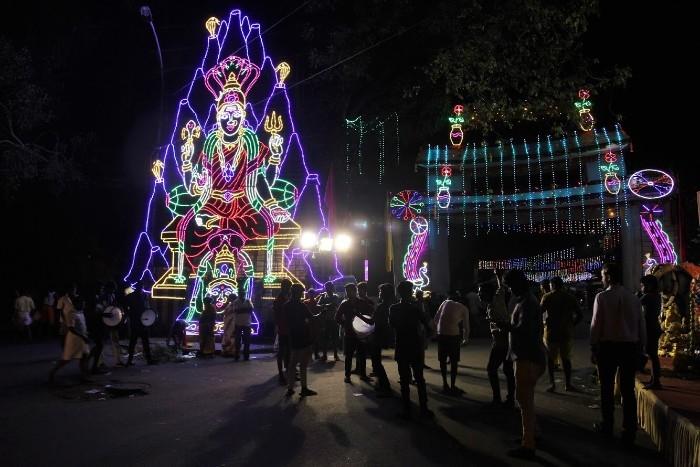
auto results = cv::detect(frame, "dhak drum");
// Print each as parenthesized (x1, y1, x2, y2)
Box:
(103, 306, 124, 327)
(140, 309, 158, 327)
(352, 316, 375, 342)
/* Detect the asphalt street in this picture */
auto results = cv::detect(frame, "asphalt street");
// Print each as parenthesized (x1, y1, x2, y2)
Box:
(1, 338, 664, 467)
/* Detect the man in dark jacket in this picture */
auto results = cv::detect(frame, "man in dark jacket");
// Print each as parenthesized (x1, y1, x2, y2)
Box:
(389, 281, 433, 419)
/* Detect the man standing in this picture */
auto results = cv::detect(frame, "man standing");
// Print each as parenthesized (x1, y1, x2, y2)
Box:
(285, 284, 317, 397)
(233, 282, 254, 361)
(479, 277, 515, 408)
(433, 292, 470, 394)
(503, 270, 546, 460)
(336, 283, 368, 383)
(125, 284, 154, 366)
(540, 276, 583, 392)
(14, 289, 35, 342)
(318, 281, 340, 361)
(355, 282, 374, 375)
(304, 289, 322, 360)
(591, 263, 646, 446)
(390, 281, 433, 419)
(273, 279, 292, 384)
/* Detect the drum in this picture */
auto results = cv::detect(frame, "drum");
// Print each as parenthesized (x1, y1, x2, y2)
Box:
(103, 306, 124, 327)
(352, 316, 375, 341)
(140, 308, 157, 327)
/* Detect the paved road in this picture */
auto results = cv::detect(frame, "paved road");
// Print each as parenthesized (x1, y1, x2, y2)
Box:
(1, 338, 663, 466)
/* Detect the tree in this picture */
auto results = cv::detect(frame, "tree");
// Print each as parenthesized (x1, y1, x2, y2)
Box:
(300, 0, 629, 139)
(0, 37, 81, 201)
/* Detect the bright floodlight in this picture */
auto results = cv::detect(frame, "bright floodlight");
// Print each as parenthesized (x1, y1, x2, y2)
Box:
(335, 233, 352, 252)
(319, 237, 334, 252)
(300, 231, 318, 250)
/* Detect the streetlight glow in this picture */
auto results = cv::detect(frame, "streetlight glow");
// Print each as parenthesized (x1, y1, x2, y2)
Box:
(335, 233, 352, 252)
(300, 231, 318, 250)
(318, 237, 334, 252)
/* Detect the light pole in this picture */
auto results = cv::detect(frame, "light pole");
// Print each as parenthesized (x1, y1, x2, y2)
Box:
(140, 6, 165, 148)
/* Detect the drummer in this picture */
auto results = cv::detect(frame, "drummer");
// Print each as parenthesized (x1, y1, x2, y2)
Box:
(335, 283, 371, 384)
(125, 283, 154, 366)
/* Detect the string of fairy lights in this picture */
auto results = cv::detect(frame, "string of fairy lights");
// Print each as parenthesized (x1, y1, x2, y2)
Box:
(424, 124, 629, 236)
(344, 113, 400, 184)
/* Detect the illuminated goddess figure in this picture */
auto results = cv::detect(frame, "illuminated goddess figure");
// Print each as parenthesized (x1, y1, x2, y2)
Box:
(161, 55, 298, 320)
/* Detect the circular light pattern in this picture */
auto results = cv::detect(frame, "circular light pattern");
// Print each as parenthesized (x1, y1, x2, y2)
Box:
(390, 190, 424, 221)
(440, 165, 453, 177)
(409, 216, 429, 235)
(628, 169, 675, 200)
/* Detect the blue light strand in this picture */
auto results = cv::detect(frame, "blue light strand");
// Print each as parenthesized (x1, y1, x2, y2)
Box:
(561, 134, 572, 232)
(483, 144, 491, 232)
(510, 140, 518, 229)
(601, 127, 619, 221)
(536, 135, 545, 227)
(462, 146, 467, 237)
(547, 135, 558, 228)
(592, 129, 605, 225)
(524, 140, 533, 232)
(394, 112, 400, 166)
(444, 146, 450, 237)
(615, 124, 630, 227)
(573, 131, 586, 227)
(498, 141, 506, 232)
(472, 143, 480, 236)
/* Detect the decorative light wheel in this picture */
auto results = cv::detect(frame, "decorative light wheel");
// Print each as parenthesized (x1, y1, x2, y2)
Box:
(390, 190, 424, 221)
(409, 216, 429, 235)
(628, 169, 675, 199)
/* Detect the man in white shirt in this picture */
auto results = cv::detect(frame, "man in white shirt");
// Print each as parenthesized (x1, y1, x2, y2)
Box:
(233, 282, 255, 361)
(14, 290, 35, 341)
(433, 293, 470, 394)
(591, 263, 646, 446)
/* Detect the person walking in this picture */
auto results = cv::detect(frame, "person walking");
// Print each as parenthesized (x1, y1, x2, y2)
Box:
(318, 281, 340, 361)
(49, 295, 90, 383)
(233, 282, 254, 361)
(336, 283, 369, 383)
(125, 284, 154, 365)
(273, 279, 292, 383)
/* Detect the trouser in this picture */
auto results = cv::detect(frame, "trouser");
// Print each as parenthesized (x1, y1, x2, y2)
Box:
(596, 341, 638, 437)
(277, 335, 290, 374)
(234, 325, 251, 359)
(323, 321, 339, 357)
(515, 359, 545, 450)
(127, 327, 151, 363)
(487, 333, 514, 401)
(88, 335, 104, 372)
(110, 328, 124, 365)
(397, 358, 427, 410)
(288, 346, 312, 391)
(344, 335, 366, 377)
(545, 335, 574, 386)
(647, 335, 661, 384)
(369, 340, 390, 390)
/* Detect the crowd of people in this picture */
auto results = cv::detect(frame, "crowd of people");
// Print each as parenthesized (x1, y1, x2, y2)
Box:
(10, 261, 663, 460)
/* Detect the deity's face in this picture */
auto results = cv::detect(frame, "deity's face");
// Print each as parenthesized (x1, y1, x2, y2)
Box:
(207, 281, 236, 310)
(217, 102, 245, 144)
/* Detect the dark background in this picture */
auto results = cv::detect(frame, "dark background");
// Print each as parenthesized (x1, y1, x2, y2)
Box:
(0, 1, 693, 305)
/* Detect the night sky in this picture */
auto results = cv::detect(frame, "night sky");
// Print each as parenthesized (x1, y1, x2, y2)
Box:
(1, 1, 693, 299)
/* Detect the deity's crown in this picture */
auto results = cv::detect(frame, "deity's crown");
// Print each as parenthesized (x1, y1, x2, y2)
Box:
(214, 244, 236, 269)
(205, 55, 261, 105)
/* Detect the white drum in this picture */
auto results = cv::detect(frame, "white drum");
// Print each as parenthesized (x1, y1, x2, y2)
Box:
(103, 306, 124, 327)
(352, 316, 375, 341)
(140, 309, 157, 327)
